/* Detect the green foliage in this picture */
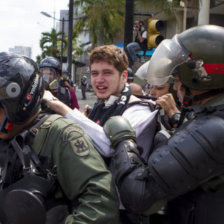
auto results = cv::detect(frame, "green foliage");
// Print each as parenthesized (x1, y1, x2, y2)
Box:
(74, 0, 125, 46)
(136, 0, 200, 17)
(39, 28, 66, 59)
(135, 0, 182, 17)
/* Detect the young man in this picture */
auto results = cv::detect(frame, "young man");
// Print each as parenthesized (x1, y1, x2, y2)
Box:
(45, 45, 157, 159)
(103, 25, 224, 224)
(44, 44, 158, 224)
(0, 52, 119, 224)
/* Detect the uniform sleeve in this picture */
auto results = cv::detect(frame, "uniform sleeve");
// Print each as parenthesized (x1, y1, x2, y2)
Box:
(66, 109, 114, 157)
(43, 118, 119, 224)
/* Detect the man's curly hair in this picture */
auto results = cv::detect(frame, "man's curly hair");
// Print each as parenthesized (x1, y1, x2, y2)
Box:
(89, 45, 128, 73)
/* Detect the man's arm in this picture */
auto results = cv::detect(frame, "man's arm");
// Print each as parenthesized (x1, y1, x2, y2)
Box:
(136, 28, 147, 43)
(44, 118, 119, 223)
(104, 115, 224, 215)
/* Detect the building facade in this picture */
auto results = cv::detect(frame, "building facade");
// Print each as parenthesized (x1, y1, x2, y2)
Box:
(9, 46, 32, 58)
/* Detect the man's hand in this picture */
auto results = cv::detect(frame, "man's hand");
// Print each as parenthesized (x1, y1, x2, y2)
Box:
(42, 90, 72, 116)
(156, 93, 180, 118)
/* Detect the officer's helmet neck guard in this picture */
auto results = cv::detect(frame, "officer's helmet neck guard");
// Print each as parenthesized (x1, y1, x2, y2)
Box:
(0, 52, 44, 132)
(146, 25, 224, 106)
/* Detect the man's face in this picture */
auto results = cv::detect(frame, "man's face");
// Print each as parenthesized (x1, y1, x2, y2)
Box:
(91, 61, 127, 100)
(150, 83, 170, 98)
(173, 75, 185, 104)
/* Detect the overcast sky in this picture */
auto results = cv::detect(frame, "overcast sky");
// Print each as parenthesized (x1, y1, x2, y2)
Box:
(0, 0, 69, 60)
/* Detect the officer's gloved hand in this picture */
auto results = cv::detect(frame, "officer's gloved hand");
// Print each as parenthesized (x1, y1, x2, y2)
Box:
(103, 116, 136, 148)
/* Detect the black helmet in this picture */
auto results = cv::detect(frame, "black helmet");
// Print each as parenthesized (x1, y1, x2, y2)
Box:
(40, 57, 61, 74)
(0, 52, 44, 124)
(146, 25, 224, 91)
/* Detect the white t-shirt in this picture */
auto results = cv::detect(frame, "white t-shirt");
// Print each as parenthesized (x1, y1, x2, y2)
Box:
(142, 30, 147, 39)
(65, 97, 158, 160)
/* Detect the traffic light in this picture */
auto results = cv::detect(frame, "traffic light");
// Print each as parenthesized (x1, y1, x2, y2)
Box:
(147, 18, 164, 48)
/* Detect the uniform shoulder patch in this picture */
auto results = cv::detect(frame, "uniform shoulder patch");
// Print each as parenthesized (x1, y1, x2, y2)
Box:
(63, 125, 90, 156)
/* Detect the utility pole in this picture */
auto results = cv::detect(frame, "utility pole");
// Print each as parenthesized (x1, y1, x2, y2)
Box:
(198, 0, 210, 25)
(60, 17, 65, 67)
(124, 0, 134, 64)
(68, 0, 74, 78)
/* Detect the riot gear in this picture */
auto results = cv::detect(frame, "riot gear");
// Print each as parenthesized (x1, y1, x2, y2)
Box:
(104, 25, 224, 224)
(146, 25, 224, 90)
(39, 57, 61, 75)
(0, 52, 44, 125)
(40, 57, 61, 91)
(106, 112, 224, 214)
(135, 60, 150, 81)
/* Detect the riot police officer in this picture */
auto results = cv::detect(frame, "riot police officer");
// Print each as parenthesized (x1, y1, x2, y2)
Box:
(0, 52, 119, 223)
(103, 25, 224, 224)
(40, 57, 75, 108)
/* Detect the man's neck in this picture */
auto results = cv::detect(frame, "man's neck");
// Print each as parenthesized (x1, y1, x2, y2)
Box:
(191, 89, 224, 106)
(104, 95, 119, 107)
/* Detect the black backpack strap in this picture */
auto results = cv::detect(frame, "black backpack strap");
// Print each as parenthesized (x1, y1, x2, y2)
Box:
(9, 114, 52, 176)
(120, 98, 156, 115)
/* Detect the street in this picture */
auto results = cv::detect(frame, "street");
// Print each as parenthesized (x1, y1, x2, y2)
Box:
(75, 88, 97, 112)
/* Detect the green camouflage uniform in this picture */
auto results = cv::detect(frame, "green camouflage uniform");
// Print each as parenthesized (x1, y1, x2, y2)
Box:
(31, 114, 119, 223)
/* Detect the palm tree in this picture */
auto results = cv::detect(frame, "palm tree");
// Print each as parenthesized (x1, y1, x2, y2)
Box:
(40, 28, 67, 58)
(73, 0, 125, 47)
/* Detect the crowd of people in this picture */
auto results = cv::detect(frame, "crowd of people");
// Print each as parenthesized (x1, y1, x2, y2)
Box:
(0, 24, 223, 224)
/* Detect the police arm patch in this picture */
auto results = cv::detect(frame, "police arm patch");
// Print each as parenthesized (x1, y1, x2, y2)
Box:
(63, 125, 90, 156)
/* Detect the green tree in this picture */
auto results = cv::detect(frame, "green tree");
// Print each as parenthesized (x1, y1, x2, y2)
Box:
(73, 0, 125, 47)
(40, 28, 67, 58)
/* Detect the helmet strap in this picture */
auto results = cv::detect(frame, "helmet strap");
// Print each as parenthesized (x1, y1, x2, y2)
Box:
(182, 87, 193, 106)
(183, 87, 224, 107)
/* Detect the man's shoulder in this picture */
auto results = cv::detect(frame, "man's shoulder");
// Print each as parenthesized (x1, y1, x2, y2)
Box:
(45, 114, 84, 131)
(129, 95, 141, 102)
(33, 114, 93, 155)
(126, 95, 156, 110)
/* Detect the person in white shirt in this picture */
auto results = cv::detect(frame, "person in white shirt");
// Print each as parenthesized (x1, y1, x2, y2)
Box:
(43, 44, 158, 224)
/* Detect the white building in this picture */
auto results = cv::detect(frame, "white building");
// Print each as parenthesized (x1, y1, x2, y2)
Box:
(9, 46, 32, 58)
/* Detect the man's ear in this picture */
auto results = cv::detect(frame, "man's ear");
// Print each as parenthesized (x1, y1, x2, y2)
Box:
(122, 70, 128, 83)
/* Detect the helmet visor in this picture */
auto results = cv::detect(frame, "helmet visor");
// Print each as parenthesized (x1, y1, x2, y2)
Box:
(40, 68, 57, 85)
(135, 60, 150, 81)
(146, 35, 190, 85)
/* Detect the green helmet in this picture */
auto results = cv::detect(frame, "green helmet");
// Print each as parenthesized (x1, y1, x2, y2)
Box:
(178, 25, 224, 90)
(146, 25, 224, 91)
